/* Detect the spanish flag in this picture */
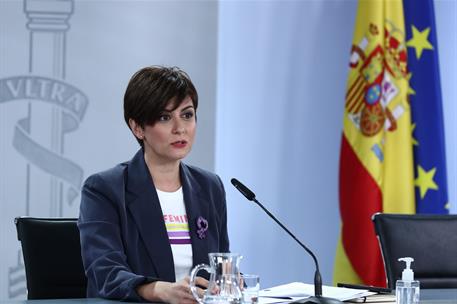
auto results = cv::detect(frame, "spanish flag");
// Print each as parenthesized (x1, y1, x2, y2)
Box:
(334, 0, 415, 287)
(334, 0, 449, 287)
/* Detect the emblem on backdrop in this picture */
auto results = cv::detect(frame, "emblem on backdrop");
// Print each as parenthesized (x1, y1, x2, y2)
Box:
(0, 0, 88, 298)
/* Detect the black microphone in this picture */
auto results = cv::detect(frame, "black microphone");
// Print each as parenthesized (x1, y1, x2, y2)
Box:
(231, 178, 343, 304)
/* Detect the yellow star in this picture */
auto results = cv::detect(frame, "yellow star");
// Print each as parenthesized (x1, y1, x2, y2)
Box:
(444, 202, 450, 210)
(406, 72, 416, 96)
(414, 165, 438, 199)
(406, 72, 413, 81)
(411, 123, 418, 146)
(408, 86, 416, 96)
(407, 25, 434, 59)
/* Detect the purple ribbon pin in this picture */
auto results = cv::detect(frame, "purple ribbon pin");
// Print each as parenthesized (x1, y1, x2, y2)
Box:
(196, 216, 208, 239)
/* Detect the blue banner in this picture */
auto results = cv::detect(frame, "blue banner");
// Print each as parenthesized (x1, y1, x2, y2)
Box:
(404, 0, 449, 213)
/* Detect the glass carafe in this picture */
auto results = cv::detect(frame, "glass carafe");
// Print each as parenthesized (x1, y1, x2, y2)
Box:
(190, 252, 243, 304)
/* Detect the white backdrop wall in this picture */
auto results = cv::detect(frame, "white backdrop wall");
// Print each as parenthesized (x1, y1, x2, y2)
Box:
(216, 0, 457, 289)
(216, 0, 357, 288)
(0, 0, 455, 300)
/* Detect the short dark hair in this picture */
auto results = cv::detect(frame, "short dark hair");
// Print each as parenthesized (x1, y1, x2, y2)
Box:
(124, 66, 198, 146)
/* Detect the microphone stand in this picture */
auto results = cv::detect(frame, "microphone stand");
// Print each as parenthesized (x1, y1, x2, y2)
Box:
(232, 178, 343, 304)
(251, 198, 341, 304)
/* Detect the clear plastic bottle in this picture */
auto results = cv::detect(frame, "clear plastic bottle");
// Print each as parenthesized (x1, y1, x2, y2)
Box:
(396, 257, 420, 304)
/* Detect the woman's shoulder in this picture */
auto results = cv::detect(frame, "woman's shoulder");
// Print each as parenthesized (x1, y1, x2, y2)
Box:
(83, 161, 128, 189)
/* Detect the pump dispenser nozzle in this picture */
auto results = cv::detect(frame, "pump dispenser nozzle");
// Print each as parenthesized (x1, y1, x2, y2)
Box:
(398, 257, 415, 281)
(396, 257, 419, 304)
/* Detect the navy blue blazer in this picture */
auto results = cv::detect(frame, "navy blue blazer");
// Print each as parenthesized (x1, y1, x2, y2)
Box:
(78, 149, 230, 301)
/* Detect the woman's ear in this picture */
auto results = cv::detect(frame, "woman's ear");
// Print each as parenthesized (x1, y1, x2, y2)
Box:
(129, 119, 144, 140)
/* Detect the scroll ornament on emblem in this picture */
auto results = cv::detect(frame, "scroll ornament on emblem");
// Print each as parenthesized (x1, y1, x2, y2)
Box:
(196, 216, 208, 239)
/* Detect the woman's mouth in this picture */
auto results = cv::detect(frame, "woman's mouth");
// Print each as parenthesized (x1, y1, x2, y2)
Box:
(171, 140, 187, 148)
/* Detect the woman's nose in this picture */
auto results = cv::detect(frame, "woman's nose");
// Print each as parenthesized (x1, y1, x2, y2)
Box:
(172, 120, 186, 134)
(174, 127, 185, 134)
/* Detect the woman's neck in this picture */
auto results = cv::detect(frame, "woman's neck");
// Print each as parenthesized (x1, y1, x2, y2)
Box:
(144, 153, 181, 192)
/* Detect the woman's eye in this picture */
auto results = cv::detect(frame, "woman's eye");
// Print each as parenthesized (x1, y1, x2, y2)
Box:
(158, 114, 171, 121)
(183, 112, 194, 119)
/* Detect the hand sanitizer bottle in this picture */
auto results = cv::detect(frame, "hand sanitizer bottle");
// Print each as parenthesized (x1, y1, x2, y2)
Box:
(396, 257, 420, 304)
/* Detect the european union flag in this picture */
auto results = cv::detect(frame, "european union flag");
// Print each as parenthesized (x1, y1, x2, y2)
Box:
(403, 0, 449, 214)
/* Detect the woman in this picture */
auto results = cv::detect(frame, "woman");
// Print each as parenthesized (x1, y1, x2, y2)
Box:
(78, 66, 230, 303)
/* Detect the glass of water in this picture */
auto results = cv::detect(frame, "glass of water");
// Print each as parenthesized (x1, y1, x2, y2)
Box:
(241, 274, 260, 304)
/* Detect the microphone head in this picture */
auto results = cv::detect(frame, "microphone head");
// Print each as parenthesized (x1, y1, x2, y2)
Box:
(231, 178, 256, 201)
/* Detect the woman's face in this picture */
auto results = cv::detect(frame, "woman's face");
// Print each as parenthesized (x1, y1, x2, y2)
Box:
(134, 96, 196, 165)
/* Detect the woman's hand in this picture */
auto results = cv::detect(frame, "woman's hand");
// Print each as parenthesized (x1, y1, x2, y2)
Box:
(137, 276, 208, 304)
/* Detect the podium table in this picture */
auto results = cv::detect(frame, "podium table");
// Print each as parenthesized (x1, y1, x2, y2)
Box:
(1, 289, 456, 304)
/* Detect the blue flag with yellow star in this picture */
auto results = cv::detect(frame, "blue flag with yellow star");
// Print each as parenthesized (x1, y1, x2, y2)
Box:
(404, 0, 449, 213)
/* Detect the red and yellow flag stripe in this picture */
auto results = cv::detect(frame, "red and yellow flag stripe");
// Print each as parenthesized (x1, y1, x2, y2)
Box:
(334, 0, 415, 287)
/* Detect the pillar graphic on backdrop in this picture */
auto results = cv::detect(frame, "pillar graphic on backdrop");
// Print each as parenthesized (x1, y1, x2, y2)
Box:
(0, 0, 88, 298)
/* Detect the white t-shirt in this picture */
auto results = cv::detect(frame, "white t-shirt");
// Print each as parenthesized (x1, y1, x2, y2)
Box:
(157, 187, 193, 282)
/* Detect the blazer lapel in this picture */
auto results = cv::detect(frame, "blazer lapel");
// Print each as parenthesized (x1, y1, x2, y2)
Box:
(180, 163, 209, 266)
(126, 150, 175, 282)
